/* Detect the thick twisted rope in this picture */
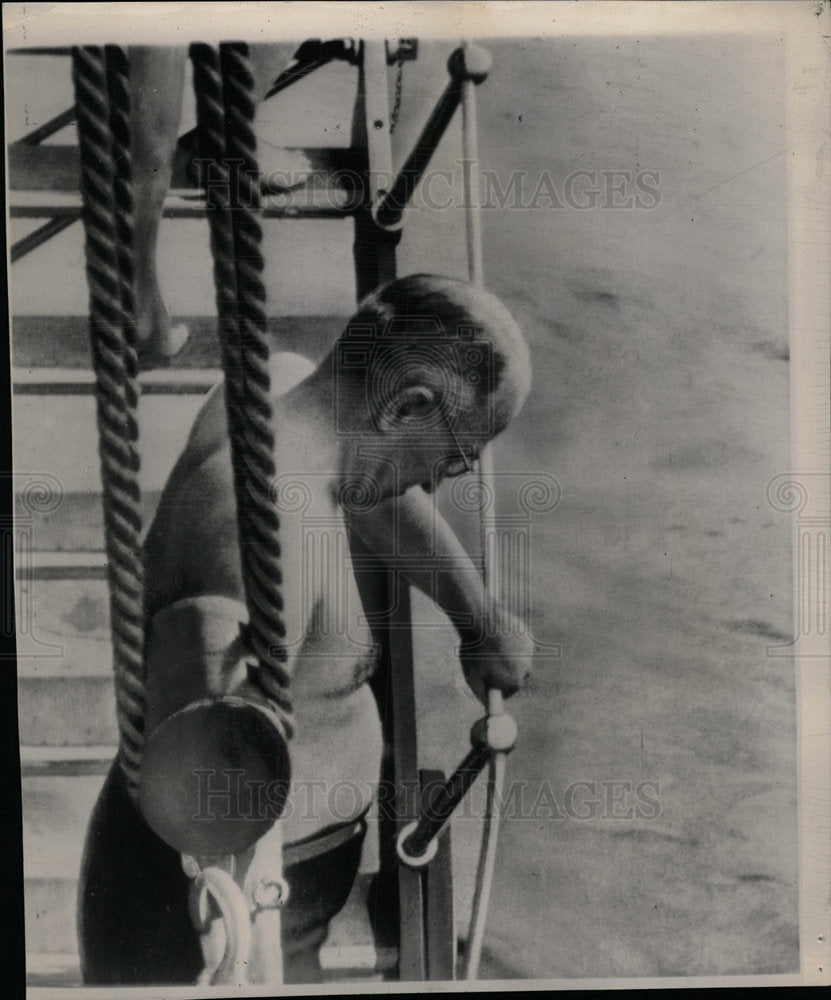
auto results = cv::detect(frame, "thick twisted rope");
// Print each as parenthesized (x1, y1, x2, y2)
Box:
(189, 42, 289, 988)
(72, 46, 146, 799)
(190, 42, 293, 736)
(104, 45, 141, 419)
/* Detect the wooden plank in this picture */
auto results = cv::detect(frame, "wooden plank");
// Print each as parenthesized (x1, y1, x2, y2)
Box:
(18, 675, 118, 745)
(9, 190, 87, 217)
(15, 551, 107, 580)
(25, 878, 79, 956)
(12, 490, 162, 553)
(9, 187, 357, 219)
(421, 768, 457, 981)
(8, 141, 360, 193)
(22, 774, 108, 883)
(8, 144, 79, 192)
(13, 394, 203, 502)
(174, 134, 363, 192)
(25, 950, 391, 988)
(20, 746, 116, 777)
(7, 47, 72, 55)
(13, 366, 218, 395)
(25, 953, 83, 988)
(11, 314, 344, 370)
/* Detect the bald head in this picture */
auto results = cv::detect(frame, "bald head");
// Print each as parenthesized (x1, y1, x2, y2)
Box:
(333, 274, 531, 443)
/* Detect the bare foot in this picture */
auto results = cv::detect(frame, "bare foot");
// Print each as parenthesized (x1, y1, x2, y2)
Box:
(136, 280, 189, 365)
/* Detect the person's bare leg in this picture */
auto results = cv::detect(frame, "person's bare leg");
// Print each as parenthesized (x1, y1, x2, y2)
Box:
(126, 44, 297, 362)
(128, 46, 189, 360)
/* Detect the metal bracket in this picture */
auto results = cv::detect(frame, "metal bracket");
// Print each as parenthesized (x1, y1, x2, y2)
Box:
(262, 38, 360, 100)
(386, 39, 419, 64)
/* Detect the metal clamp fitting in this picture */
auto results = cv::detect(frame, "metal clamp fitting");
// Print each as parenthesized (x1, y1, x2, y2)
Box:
(252, 875, 290, 912)
(396, 819, 439, 868)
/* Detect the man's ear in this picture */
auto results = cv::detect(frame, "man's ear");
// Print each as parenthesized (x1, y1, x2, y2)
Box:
(379, 385, 437, 431)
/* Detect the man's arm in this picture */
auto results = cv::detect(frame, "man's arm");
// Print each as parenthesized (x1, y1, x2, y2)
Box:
(348, 486, 490, 637)
(347, 487, 533, 701)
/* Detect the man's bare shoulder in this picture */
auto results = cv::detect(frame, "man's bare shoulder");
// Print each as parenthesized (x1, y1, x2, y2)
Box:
(176, 351, 318, 474)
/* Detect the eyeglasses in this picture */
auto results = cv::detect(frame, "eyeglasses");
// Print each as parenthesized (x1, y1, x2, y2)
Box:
(437, 404, 479, 479)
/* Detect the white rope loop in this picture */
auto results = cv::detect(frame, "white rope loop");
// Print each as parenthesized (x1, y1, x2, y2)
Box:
(188, 864, 253, 986)
(458, 36, 509, 982)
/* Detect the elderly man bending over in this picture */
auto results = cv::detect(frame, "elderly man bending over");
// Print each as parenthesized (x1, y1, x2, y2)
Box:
(79, 274, 534, 984)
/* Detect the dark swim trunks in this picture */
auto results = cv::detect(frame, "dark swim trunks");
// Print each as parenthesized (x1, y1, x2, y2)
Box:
(79, 762, 368, 985)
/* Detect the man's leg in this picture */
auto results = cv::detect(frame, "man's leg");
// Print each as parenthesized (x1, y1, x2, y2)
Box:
(128, 46, 189, 361)
(279, 816, 369, 983)
(79, 760, 368, 984)
(78, 762, 203, 984)
(126, 43, 297, 361)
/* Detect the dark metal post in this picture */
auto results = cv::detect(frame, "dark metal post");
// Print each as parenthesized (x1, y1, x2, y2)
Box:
(348, 38, 417, 978)
(373, 44, 490, 231)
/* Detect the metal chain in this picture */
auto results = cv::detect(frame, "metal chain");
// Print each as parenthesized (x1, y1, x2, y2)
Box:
(389, 57, 404, 134)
